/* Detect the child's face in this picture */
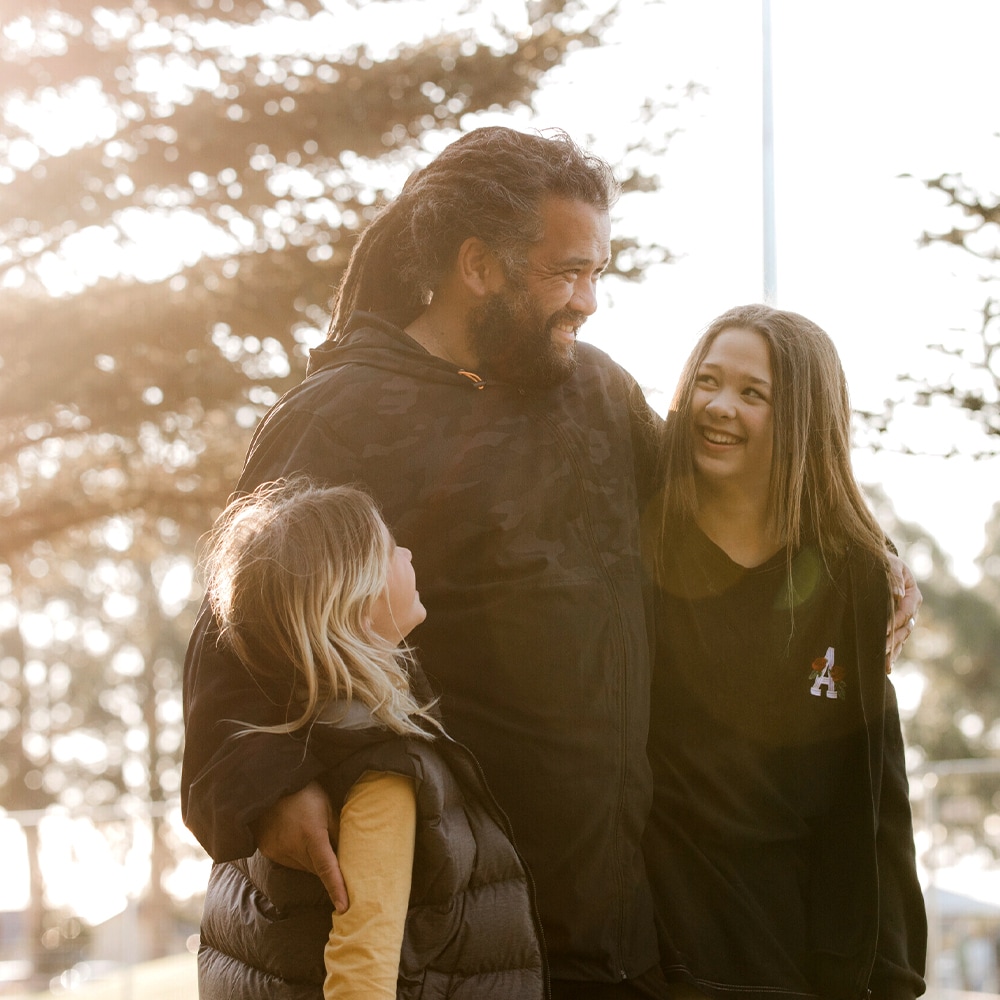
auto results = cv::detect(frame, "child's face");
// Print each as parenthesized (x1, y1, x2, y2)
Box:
(689, 327, 774, 504)
(370, 524, 426, 644)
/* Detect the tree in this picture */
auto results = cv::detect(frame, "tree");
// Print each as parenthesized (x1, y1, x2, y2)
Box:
(0, 0, 674, 560)
(870, 486, 1000, 761)
(857, 149, 1000, 861)
(1, 515, 199, 966)
(863, 160, 1000, 458)
(0, 0, 679, 982)
(866, 487, 1000, 862)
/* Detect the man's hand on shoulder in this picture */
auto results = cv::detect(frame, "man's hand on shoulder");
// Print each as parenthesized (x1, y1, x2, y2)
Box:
(886, 553, 922, 673)
(252, 780, 348, 913)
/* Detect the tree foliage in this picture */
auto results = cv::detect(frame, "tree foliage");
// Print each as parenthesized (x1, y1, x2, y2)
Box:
(0, 0, 674, 561)
(0, 514, 199, 961)
(863, 162, 1000, 458)
(864, 156, 1000, 856)
(867, 488, 1000, 861)
(872, 487, 1000, 762)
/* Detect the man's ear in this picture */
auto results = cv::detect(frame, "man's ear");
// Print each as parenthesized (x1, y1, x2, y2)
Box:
(455, 237, 506, 298)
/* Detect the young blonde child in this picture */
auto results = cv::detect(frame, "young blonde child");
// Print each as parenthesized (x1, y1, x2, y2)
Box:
(193, 477, 546, 999)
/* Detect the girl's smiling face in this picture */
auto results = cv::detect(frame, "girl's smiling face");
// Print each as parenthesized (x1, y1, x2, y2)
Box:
(690, 327, 774, 502)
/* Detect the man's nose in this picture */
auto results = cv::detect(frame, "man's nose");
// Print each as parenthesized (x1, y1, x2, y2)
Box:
(570, 276, 599, 316)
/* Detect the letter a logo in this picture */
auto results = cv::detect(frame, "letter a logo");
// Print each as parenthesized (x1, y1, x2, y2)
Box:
(810, 647, 838, 700)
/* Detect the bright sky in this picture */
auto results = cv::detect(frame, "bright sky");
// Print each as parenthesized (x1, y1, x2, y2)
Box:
(506, 0, 999, 585)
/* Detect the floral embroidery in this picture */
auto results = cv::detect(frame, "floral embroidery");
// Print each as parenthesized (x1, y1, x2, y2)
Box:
(808, 646, 845, 700)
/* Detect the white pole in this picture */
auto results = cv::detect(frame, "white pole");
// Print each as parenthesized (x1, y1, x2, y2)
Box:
(762, 0, 777, 304)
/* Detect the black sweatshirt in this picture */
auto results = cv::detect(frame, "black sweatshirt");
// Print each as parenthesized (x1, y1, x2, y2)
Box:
(182, 312, 663, 983)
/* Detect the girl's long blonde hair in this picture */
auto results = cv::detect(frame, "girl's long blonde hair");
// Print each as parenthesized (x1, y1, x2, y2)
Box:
(655, 304, 891, 586)
(202, 477, 438, 738)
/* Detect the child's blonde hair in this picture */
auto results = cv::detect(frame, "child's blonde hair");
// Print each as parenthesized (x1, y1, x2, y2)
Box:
(203, 476, 437, 738)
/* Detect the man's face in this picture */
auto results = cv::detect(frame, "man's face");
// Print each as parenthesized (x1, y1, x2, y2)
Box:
(470, 198, 611, 387)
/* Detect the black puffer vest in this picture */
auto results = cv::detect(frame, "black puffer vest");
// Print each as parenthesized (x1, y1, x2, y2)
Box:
(198, 720, 548, 999)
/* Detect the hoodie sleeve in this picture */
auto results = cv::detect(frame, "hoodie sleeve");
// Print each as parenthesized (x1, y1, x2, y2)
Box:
(870, 677, 928, 1000)
(181, 403, 366, 860)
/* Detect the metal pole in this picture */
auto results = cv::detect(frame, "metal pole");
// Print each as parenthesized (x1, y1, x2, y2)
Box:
(762, 0, 777, 304)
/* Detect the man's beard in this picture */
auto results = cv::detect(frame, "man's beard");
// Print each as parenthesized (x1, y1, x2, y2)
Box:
(468, 283, 583, 389)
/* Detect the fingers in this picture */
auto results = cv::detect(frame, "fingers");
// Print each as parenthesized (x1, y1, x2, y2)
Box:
(252, 781, 348, 910)
(885, 612, 917, 674)
(882, 553, 922, 672)
(891, 558, 923, 626)
(887, 551, 908, 601)
(893, 590, 922, 631)
(309, 839, 349, 914)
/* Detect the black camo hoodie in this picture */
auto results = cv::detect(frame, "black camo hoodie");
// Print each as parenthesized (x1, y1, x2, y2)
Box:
(182, 311, 664, 983)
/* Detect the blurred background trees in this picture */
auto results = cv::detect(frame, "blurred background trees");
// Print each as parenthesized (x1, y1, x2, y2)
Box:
(882, 503, 1000, 902)
(849, 156, 1000, 837)
(903, 167, 1000, 456)
(862, 157, 1000, 461)
(860, 158, 1000, 878)
(1, 0, 660, 559)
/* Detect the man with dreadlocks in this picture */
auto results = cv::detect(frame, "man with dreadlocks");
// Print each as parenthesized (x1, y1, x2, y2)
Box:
(183, 126, 668, 997)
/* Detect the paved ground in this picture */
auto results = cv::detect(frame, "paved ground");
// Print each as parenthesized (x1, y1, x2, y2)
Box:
(5, 952, 198, 999)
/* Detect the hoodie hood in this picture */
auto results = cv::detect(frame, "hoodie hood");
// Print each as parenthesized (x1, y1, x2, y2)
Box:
(307, 311, 468, 383)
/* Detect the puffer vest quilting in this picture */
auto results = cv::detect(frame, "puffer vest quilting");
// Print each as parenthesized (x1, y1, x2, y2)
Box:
(198, 727, 547, 999)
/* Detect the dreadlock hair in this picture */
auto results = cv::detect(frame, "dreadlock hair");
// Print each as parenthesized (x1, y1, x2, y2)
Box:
(655, 304, 892, 590)
(202, 476, 439, 738)
(327, 126, 620, 339)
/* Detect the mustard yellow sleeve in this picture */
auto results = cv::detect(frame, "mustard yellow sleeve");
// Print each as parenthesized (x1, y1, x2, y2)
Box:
(323, 770, 417, 1000)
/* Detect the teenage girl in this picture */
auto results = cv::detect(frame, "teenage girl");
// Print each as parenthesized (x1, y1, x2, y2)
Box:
(645, 305, 926, 1000)
(193, 477, 546, 999)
